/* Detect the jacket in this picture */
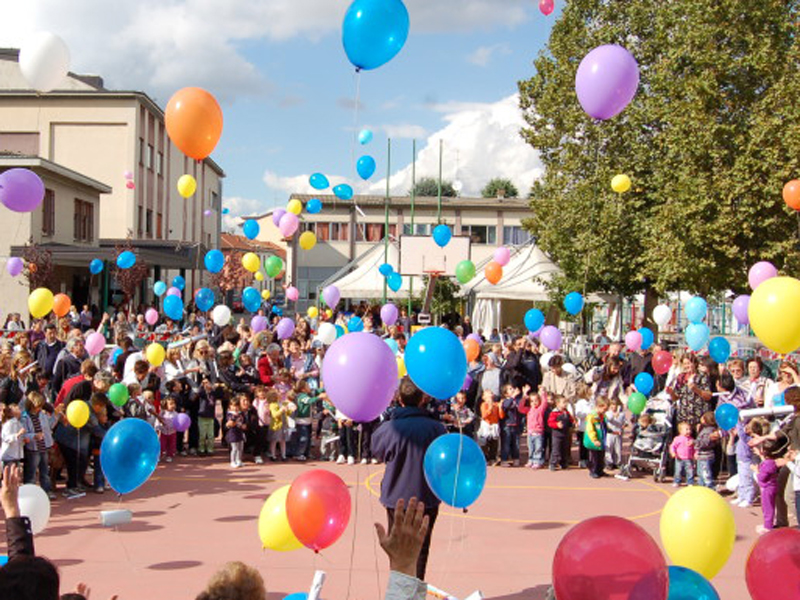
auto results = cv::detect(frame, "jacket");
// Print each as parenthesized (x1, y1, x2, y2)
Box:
(548, 409, 574, 432)
(480, 401, 501, 425)
(384, 572, 426, 600)
(518, 395, 547, 434)
(5, 516, 34, 561)
(21, 410, 55, 451)
(500, 396, 521, 428)
(695, 426, 718, 461)
(294, 392, 316, 425)
(583, 411, 606, 451)
(670, 435, 696, 461)
(35, 339, 64, 377)
(197, 389, 217, 419)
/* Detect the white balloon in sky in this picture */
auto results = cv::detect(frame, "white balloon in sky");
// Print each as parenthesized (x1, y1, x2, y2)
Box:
(19, 32, 71, 92)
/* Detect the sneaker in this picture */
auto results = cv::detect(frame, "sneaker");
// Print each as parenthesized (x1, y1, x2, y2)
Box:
(590, 472, 601, 479)
(280, 456, 288, 462)
(62, 488, 84, 499)
(531, 464, 541, 470)
(47, 491, 57, 500)
(236, 461, 244, 468)
(755, 525, 770, 535)
(270, 455, 278, 462)
(730, 497, 742, 505)
(371, 458, 379, 464)
(738, 501, 753, 508)
(336, 455, 346, 464)
(231, 462, 238, 468)
(578, 460, 588, 469)
(181, 450, 188, 457)
(166, 456, 173, 463)
(255, 456, 264, 465)
(188, 449, 197, 456)
(549, 465, 557, 471)
(672, 483, 680, 488)
(295, 455, 307, 462)
(347, 456, 355, 465)
(360, 458, 368, 465)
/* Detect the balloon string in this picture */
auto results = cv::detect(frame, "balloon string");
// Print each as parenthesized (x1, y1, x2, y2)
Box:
(441, 421, 464, 591)
(345, 428, 363, 600)
(365, 445, 383, 598)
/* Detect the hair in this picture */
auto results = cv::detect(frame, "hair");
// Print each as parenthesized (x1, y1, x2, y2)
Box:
(90, 392, 107, 407)
(549, 354, 564, 369)
(501, 383, 516, 397)
(253, 385, 267, 398)
(25, 391, 46, 412)
(398, 377, 424, 407)
(700, 411, 717, 428)
(595, 398, 609, 410)
(127, 382, 142, 396)
(748, 417, 772, 438)
(784, 386, 800, 408)
(762, 438, 788, 460)
(294, 379, 309, 394)
(142, 390, 155, 400)
(779, 360, 799, 376)
(93, 370, 114, 390)
(1, 404, 16, 423)
(229, 396, 241, 410)
(677, 420, 692, 434)
(609, 397, 623, 408)
(680, 353, 699, 369)
(747, 356, 764, 372)
(133, 360, 150, 376)
(0, 555, 60, 600)
(10, 351, 32, 379)
(266, 389, 280, 403)
(65, 336, 84, 352)
(638, 414, 654, 427)
(80, 360, 98, 378)
(727, 358, 745, 373)
(575, 382, 591, 400)
(718, 371, 736, 393)
(602, 356, 622, 379)
(552, 394, 567, 407)
(165, 396, 177, 409)
(195, 561, 266, 600)
(278, 368, 291, 380)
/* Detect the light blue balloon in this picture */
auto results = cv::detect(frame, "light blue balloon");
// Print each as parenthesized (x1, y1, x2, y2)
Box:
(195, 288, 215, 312)
(356, 155, 376, 180)
(242, 287, 261, 313)
(0, 554, 8, 567)
(524, 309, 545, 332)
(685, 296, 707, 324)
(283, 594, 308, 600)
(153, 280, 167, 297)
(335, 324, 345, 338)
(172, 275, 185, 291)
(333, 183, 354, 200)
(272, 306, 283, 316)
(379, 263, 394, 277)
(667, 566, 720, 600)
(204, 249, 225, 273)
(424, 434, 486, 509)
(563, 292, 584, 315)
(358, 129, 373, 145)
(405, 328, 467, 400)
(639, 326, 654, 351)
(432, 224, 452, 248)
(348, 316, 364, 332)
(116, 250, 136, 269)
(89, 258, 104, 275)
(385, 338, 399, 354)
(387, 272, 402, 292)
(100, 419, 160, 495)
(685, 322, 710, 351)
(714, 403, 739, 432)
(708, 336, 731, 364)
(221, 208, 230, 215)
(342, 0, 410, 71)
(243, 219, 260, 240)
(309, 173, 329, 190)
(634, 372, 654, 395)
(163, 295, 184, 321)
(306, 198, 323, 214)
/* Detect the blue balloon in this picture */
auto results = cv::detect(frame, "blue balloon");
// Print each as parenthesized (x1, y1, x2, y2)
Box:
(358, 129, 373, 145)
(715, 403, 739, 432)
(333, 183, 354, 200)
(563, 292, 584, 315)
(524, 309, 545, 332)
(309, 173, 329, 190)
(639, 326, 654, 351)
(0, 554, 8, 567)
(356, 155, 376, 180)
(387, 272, 403, 292)
(405, 328, 467, 399)
(243, 219, 260, 240)
(163, 295, 184, 321)
(708, 336, 731, 364)
(385, 338, 399, 354)
(306, 198, 323, 214)
(335, 324, 345, 338)
(379, 263, 394, 277)
(348, 316, 364, 332)
(116, 250, 136, 269)
(89, 258, 104, 275)
(242, 287, 261, 313)
(195, 288, 215, 312)
(685, 296, 707, 324)
(153, 280, 167, 297)
(634, 372, 654, 396)
(283, 595, 308, 600)
(342, 0, 410, 71)
(272, 306, 283, 316)
(100, 419, 160, 495)
(685, 322, 710, 351)
(204, 249, 225, 273)
(221, 208, 230, 215)
(432, 224, 452, 248)
(667, 565, 720, 600)
(424, 433, 486, 509)
(172, 275, 185, 291)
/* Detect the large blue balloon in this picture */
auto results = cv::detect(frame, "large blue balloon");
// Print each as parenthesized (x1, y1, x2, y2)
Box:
(333, 184, 354, 200)
(563, 292, 584, 315)
(379, 263, 394, 277)
(685, 296, 707, 324)
(242, 287, 261, 313)
(715, 403, 739, 432)
(243, 219, 260, 240)
(424, 433, 486, 509)
(153, 280, 167, 297)
(163, 295, 184, 321)
(387, 272, 402, 292)
(356, 155, 376, 180)
(405, 328, 467, 400)
(306, 198, 323, 214)
(639, 326, 654, 351)
(195, 288, 215, 312)
(708, 336, 731, 364)
(172, 275, 185, 291)
(309, 173, 329, 190)
(342, 0, 410, 71)
(667, 566, 720, 600)
(685, 322, 710, 351)
(116, 251, 136, 269)
(89, 258, 104, 275)
(432, 224, 452, 248)
(100, 419, 160, 495)
(358, 129, 373, 145)
(634, 372, 654, 396)
(348, 316, 364, 332)
(524, 309, 545, 332)
(204, 249, 225, 273)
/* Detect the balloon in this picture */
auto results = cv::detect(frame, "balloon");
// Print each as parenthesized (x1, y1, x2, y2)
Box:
(242, 252, 260, 273)
(204, 249, 224, 274)
(385, 338, 399, 354)
(153, 281, 167, 296)
(255, 272, 265, 282)
(783, 180, 800, 211)
(172, 275, 185, 291)
(652, 350, 673, 375)
(195, 287, 215, 312)
(455, 260, 476, 284)
(306, 198, 322, 214)
(163, 295, 184, 321)
(126, 181, 136, 190)
(165, 87, 223, 160)
(243, 219, 260, 240)
(262, 290, 271, 300)
(166, 287, 181, 297)
(146, 343, 166, 367)
(464, 338, 481, 363)
(359, 129, 374, 145)
(667, 566, 720, 600)
(493, 247, 511, 267)
(357, 155, 376, 180)
(243, 287, 262, 313)
(553, 516, 668, 600)
(309, 173, 329, 190)
(564, 292, 584, 315)
(634, 372, 654, 396)
(283, 594, 308, 600)
(101, 418, 160, 495)
(317, 322, 337, 345)
(540, 326, 562, 351)
(176, 174, 197, 198)
(467, 333, 483, 345)
(28, 288, 54, 319)
(258, 485, 303, 552)
(66, 400, 90, 428)
(524, 309, 545, 332)
(746, 528, 800, 600)
(144, 308, 159, 326)
(405, 328, 467, 400)
(335, 324, 345, 338)
(347, 316, 364, 332)
(732, 295, 750, 325)
(611, 174, 632, 193)
(272, 208, 287, 227)
(0, 168, 45, 213)
(212, 305, 231, 327)
(251, 316, 268, 333)
(52, 293, 71, 318)
(625, 330, 643, 352)
(222, 208, 230, 215)
(708, 337, 731, 364)
(714, 403, 739, 432)
(333, 184, 353, 200)
(299, 231, 317, 251)
(323, 285, 341, 308)
(89, 258, 103, 275)
(381, 303, 398, 326)
(264, 255, 283, 279)
(6, 257, 23, 277)
(485, 261, 503, 285)
(286, 199, 303, 215)
(108, 382, 129, 408)
(18, 484, 50, 534)
(387, 272, 403, 292)
(85, 332, 106, 356)
(748, 261, 778, 291)
(685, 296, 707, 324)
(685, 323, 710, 352)
(396, 355, 407, 378)
(286, 470, 351, 552)
(462, 374, 473, 391)
(639, 327, 654, 351)
(749, 276, 800, 354)
(539, 0, 554, 16)
(203, 209, 212, 217)
(322, 332, 399, 421)
(424, 434, 486, 509)
(342, 0, 410, 71)
(173, 413, 191, 434)
(276, 318, 296, 340)
(575, 44, 640, 120)
(286, 286, 300, 302)
(628, 392, 647, 415)
(279, 213, 299, 237)
(116, 251, 136, 269)
(19, 31, 70, 92)
(653, 304, 672, 327)
(307, 306, 319, 319)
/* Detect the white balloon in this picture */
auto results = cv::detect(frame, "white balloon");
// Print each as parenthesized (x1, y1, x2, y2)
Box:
(212, 305, 231, 327)
(652, 304, 672, 328)
(317, 322, 337, 345)
(562, 362, 577, 375)
(540, 351, 554, 372)
(18, 484, 51, 534)
(19, 32, 71, 92)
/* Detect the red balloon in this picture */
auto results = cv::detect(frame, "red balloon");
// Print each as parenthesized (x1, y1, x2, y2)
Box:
(651, 350, 673, 375)
(553, 516, 668, 600)
(783, 180, 800, 211)
(286, 469, 351, 552)
(746, 528, 800, 600)
(539, 0, 555, 16)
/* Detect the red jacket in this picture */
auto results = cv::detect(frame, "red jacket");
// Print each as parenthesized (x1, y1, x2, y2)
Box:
(257, 356, 275, 386)
(547, 409, 574, 431)
(55, 374, 86, 407)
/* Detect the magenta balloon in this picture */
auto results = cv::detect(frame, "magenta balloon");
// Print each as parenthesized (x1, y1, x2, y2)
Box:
(166, 287, 181, 297)
(748, 261, 778, 291)
(278, 212, 299, 237)
(272, 208, 287, 227)
(145, 308, 159, 326)
(173, 413, 191, 433)
(575, 44, 640, 120)
(381, 303, 399, 326)
(540, 326, 562, 351)
(6, 257, 23, 277)
(85, 332, 106, 356)
(0, 168, 46, 213)
(493, 247, 511, 267)
(251, 315, 268, 333)
(322, 285, 340, 308)
(322, 332, 399, 422)
(286, 286, 300, 302)
(276, 317, 295, 340)
(733, 295, 750, 325)
(625, 330, 643, 352)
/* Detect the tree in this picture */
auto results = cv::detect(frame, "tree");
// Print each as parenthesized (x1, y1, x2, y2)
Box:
(410, 177, 457, 198)
(482, 178, 519, 199)
(212, 251, 249, 294)
(20, 241, 54, 290)
(518, 0, 800, 301)
(113, 240, 148, 306)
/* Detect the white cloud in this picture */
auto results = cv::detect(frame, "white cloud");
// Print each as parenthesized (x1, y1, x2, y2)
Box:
(221, 196, 269, 231)
(467, 43, 511, 67)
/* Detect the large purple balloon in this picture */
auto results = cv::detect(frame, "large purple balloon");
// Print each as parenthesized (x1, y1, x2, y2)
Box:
(575, 44, 640, 120)
(251, 315, 268, 333)
(272, 208, 287, 227)
(381, 303, 398, 327)
(0, 168, 46, 213)
(323, 285, 341, 309)
(6, 257, 23, 277)
(276, 317, 295, 340)
(733, 295, 750, 326)
(322, 332, 399, 421)
(540, 326, 562, 351)
(748, 261, 778, 291)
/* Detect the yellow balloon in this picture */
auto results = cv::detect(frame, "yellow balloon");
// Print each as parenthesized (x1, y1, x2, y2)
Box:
(255, 272, 264, 282)
(242, 252, 260, 273)
(749, 276, 800, 354)
(659, 486, 735, 580)
(258, 485, 303, 552)
(286, 199, 303, 215)
(261, 289, 271, 300)
(307, 306, 319, 319)
(325, 309, 332, 318)
(146, 343, 166, 367)
(66, 400, 90, 428)
(177, 174, 197, 198)
(396, 356, 407, 379)
(28, 288, 54, 319)
(299, 231, 317, 251)
(611, 174, 632, 193)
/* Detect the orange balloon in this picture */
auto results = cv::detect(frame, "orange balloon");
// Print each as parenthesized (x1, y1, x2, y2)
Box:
(485, 261, 503, 285)
(464, 338, 480, 362)
(52, 293, 71, 318)
(783, 180, 800, 210)
(165, 87, 223, 160)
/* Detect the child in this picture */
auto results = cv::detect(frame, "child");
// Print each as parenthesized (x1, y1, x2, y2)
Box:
(478, 390, 501, 466)
(275, 368, 293, 401)
(573, 383, 593, 469)
(293, 380, 316, 462)
(583, 398, 609, 479)
(141, 391, 158, 428)
(519, 386, 546, 468)
(1, 404, 26, 469)
(252, 386, 271, 464)
(240, 394, 261, 464)
(21, 391, 56, 499)
(784, 449, 800, 528)
(158, 397, 179, 463)
(695, 412, 720, 489)
(446, 391, 476, 438)
(225, 396, 246, 468)
(89, 394, 110, 493)
(318, 394, 340, 462)
(548, 395, 574, 471)
(604, 398, 625, 470)
(196, 375, 217, 456)
(670, 421, 696, 486)
(499, 384, 522, 467)
(164, 379, 187, 455)
(268, 389, 288, 462)
(755, 440, 786, 534)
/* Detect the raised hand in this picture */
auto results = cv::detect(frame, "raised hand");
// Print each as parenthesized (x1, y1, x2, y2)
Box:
(375, 497, 429, 578)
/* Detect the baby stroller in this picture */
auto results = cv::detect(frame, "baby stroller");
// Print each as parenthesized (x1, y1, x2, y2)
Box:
(617, 394, 673, 483)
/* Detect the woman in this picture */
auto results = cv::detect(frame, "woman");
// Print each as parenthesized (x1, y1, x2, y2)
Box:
(744, 357, 770, 407)
(285, 338, 319, 390)
(0, 352, 38, 407)
(590, 356, 624, 402)
(764, 360, 799, 409)
(667, 353, 712, 430)
(542, 355, 577, 401)
(162, 347, 189, 395)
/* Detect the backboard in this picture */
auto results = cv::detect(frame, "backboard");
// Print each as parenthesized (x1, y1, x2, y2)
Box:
(399, 234, 471, 276)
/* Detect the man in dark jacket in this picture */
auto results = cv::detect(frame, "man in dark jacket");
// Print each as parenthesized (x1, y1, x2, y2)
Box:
(371, 378, 446, 580)
(34, 325, 64, 384)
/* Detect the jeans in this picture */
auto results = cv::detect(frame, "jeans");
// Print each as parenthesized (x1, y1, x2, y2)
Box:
(387, 504, 438, 580)
(295, 424, 312, 459)
(576, 430, 588, 464)
(501, 425, 520, 462)
(588, 449, 605, 477)
(23, 449, 51, 492)
(230, 441, 243, 465)
(198, 418, 215, 454)
(737, 457, 756, 504)
(697, 458, 715, 488)
(527, 433, 544, 466)
(338, 424, 356, 459)
(93, 451, 104, 489)
(358, 420, 378, 461)
(550, 430, 569, 468)
(674, 459, 695, 485)
(160, 432, 177, 458)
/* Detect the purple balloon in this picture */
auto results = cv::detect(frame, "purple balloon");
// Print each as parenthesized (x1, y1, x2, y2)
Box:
(748, 261, 778, 291)
(322, 285, 340, 309)
(467, 333, 483, 344)
(173, 413, 191, 433)
(540, 326, 562, 351)
(321, 332, 399, 422)
(166, 287, 181, 297)
(203, 209, 212, 216)
(251, 315, 268, 333)
(575, 44, 640, 121)
(381, 303, 398, 327)
(6, 257, 23, 277)
(272, 208, 287, 227)
(0, 168, 45, 213)
(733, 295, 750, 326)
(276, 317, 295, 340)
(461, 374, 473, 391)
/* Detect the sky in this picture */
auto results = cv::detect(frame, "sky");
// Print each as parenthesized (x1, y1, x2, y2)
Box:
(0, 0, 559, 227)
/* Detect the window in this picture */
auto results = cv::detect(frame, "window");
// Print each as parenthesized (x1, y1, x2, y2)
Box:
(463, 225, 496, 245)
(301, 222, 316, 234)
(146, 144, 154, 170)
(156, 152, 164, 176)
(402, 223, 432, 236)
(146, 209, 153, 237)
(211, 191, 220, 211)
(138, 206, 143, 235)
(138, 138, 145, 165)
(331, 222, 349, 241)
(41, 189, 55, 236)
(316, 222, 330, 241)
(73, 199, 94, 242)
(356, 223, 385, 242)
(157, 212, 163, 239)
(503, 225, 531, 245)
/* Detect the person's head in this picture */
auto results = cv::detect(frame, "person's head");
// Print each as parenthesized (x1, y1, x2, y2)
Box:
(606, 342, 622, 358)
(80, 359, 98, 379)
(10, 351, 31, 377)
(278, 368, 292, 383)
(778, 360, 798, 384)
(254, 385, 267, 401)
(549, 354, 564, 374)
(595, 398, 609, 416)
(90, 393, 107, 415)
(294, 379, 309, 395)
(604, 356, 622, 377)
(638, 414, 654, 429)
(727, 359, 745, 380)
(93, 371, 114, 394)
(133, 360, 150, 378)
(747, 357, 764, 379)
(482, 354, 495, 369)
(762, 438, 788, 460)
(482, 389, 496, 403)
(165, 397, 177, 412)
(501, 383, 518, 399)
(680, 353, 699, 374)
(747, 417, 771, 438)
(194, 340, 211, 360)
(398, 377, 424, 407)
(677, 421, 691, 437)
(266, 390, 280, 405)
(66, 335, 84, 357)
(267, 343, 281, 361)
(25, 391, 46, 414)
(142, 390, 155, 404)
(118, 336, 133, 351)
(127, 382, 142, 398)
(700, 411, 717, 428)
(0, 555, 60, 600)
(239, 353, 253, 367)
(44, 323, 57, 342)
(234, 393, 248, 410)
(167, 379, 183, 394)
(195, 561, 266, 600)
(784, 386, 800, 409)
(288, 338, 301, 355)
(200, 374, 213, 392)
(554, 395, 568, 411)
(717, 371, 736, 393)
(167, 348, 181, 364)
(609, 398, 623, 412)
(454, 391, 467, 407)
(575, 382, 591, 401)
(2, 403, 21, 422)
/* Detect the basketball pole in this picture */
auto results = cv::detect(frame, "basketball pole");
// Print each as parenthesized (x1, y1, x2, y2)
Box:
(437, 138, 443, 222)
(383, 137, 391, 305)
(408, 139, 416, 315)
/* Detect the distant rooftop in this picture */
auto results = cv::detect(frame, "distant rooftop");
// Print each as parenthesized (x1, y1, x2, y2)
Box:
(220, 233, 286, 259)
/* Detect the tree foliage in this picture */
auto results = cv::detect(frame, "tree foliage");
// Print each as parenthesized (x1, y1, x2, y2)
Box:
(113, 240, 148, 305)
(20, 241, 53, 290)
(518, 0, 800, 297)
(212, 251, 249, 294)
(410, 177, 457, 198)
(482, 178, 519, 198)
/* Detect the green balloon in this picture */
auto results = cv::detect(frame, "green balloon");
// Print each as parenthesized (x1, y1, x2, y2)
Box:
(109, 382, 129, 407)
(455, 260, 476, 284)
(628, 392, 647, 415)
(265, 256, 284, 278)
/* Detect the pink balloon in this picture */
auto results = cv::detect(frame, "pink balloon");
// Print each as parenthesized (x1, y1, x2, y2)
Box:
(272, 208, 287, 227)
(203, 209, 212, 217)
(625, 330, 643, 352)
(493, 247, 511, 267)
(748, 261, 778, 291)
(145, 308, 159, 326)
(85, 332, 106, 356)
(279, 212, 299, 237)
(166, 287, 181, 297)
(125, 180, 135, 190)
(123, 170, 133, 180)
(539, 0, 554, 16)
(286, 286, 300, 302)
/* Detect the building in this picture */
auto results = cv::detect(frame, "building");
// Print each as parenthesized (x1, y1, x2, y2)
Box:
(0, 49, 224, 314)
